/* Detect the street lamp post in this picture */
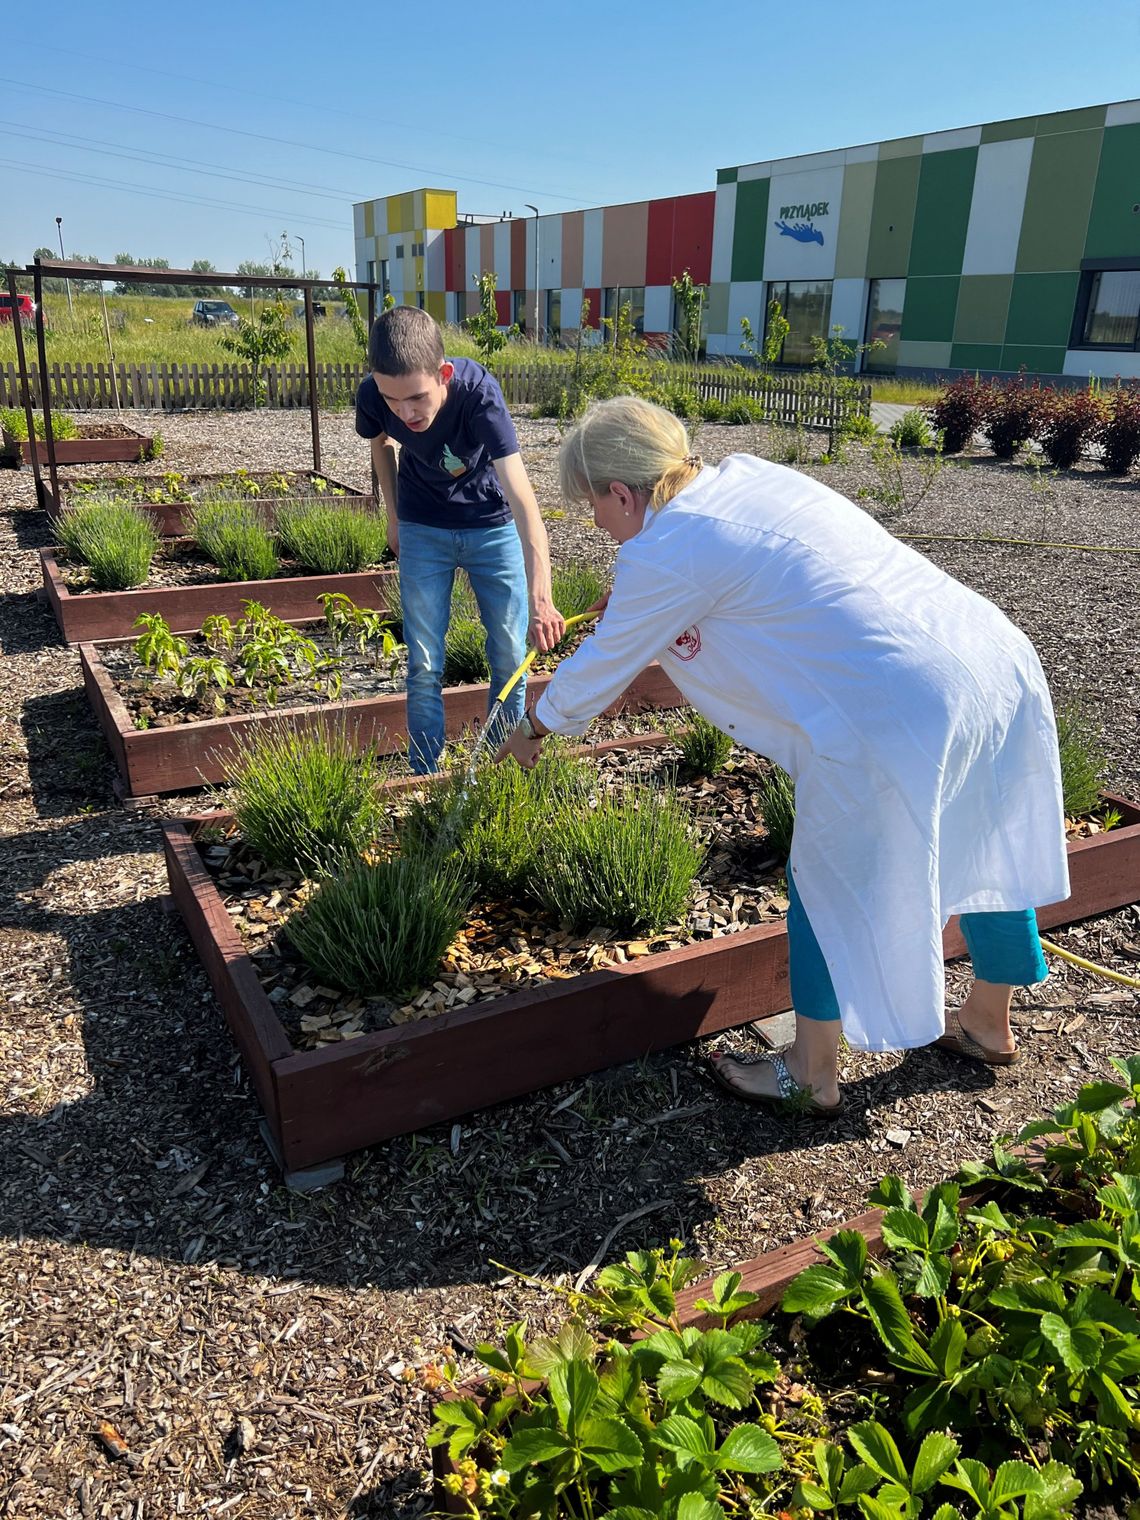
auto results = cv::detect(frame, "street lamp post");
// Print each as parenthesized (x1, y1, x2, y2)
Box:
(54, 216, 73, 316)
(295, 235, 306, 280)
(524, 204, 539, 342)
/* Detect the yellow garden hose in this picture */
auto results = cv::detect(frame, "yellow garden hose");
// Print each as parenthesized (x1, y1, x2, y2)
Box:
(1040, 936, 1140, 990)
(495, 609, 598, 705)
(498, 613, 1139, 994)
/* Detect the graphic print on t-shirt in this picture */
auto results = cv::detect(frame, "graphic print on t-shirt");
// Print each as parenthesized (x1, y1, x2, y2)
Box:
(669, 625, 702, 661)
(440, 443, 468, 478)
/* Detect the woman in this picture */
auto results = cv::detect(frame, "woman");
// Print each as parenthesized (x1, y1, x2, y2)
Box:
(498, 396, 1069, 1116)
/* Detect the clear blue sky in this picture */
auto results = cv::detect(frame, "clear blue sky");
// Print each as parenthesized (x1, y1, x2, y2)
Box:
(2, 0, 1137, 281)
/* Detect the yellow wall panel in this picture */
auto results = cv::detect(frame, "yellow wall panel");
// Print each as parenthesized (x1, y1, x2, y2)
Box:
(425, 290, 446, 321)
(425, 190, 457, 229)
(363, 202, 375, 238)
(386, 194, 403, 233)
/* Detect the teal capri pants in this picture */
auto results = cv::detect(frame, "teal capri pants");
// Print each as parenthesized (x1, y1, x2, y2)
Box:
(786, 872, 1048, 1021)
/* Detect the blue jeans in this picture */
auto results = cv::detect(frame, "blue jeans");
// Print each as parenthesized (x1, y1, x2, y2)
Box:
(785, 871, 1049, 1021)
(398, 520, 529, 774)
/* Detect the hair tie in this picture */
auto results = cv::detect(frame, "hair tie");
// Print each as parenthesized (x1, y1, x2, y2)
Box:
(684, 453, 703, 469)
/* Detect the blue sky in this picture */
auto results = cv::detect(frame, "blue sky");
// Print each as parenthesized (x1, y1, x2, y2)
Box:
(2, 0, 1138, 281)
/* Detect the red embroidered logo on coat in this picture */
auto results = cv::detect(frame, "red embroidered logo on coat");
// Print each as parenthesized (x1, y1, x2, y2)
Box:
(668, 625, 702, 661)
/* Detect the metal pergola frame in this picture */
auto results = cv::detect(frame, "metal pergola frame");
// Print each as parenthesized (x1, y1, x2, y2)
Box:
(5, 258, 382, 510)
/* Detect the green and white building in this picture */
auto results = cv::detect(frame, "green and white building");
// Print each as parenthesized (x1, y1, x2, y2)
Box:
(706, 99, 1140, 379)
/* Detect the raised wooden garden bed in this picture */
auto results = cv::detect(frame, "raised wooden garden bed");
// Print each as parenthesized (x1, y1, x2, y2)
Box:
(43, 471, 366, 535)
(85, 643, 685, 799)
(41, 546, 398, 644)
(162, 771, 1140, 1183)
(2, 420, 154, 468)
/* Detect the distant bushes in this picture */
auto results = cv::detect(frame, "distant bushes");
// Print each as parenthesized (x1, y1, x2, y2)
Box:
(927, 375, 1140, 472)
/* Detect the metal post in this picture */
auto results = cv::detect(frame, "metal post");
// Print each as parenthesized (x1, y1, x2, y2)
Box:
(296, 236, 306, 280)
(524, 204, 539, 342)
(6, 267, 43, 502)
(367, 285, 376, 334)
(32, 262, 60, 509)
(99, 285, 121, 410)
(55, 217, 73, 317)
(304, 285, 321, 474)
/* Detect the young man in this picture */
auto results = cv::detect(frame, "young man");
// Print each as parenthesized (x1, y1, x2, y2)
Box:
(355, 306, 564, 773)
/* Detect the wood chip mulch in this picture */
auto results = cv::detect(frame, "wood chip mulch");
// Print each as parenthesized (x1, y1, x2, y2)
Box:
(1, 408, 1138, 1518)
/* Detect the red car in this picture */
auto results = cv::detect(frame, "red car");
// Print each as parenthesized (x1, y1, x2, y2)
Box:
(0, 292, 35, 324)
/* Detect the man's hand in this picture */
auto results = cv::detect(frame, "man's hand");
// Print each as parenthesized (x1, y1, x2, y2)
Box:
(496, 722, 545, 769)
(529, 595, 566, 653)
(387, 516, 400, 559)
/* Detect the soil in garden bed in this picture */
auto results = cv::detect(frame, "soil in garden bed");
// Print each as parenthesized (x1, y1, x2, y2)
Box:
(60, 468, 350, 505)
(100, 623, 592, 726)
(198, 740, 791, 1050)
(56, 536, 393, 594)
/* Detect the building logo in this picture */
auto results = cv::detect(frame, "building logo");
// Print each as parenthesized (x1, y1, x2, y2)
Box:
(774, 201, 828, 246)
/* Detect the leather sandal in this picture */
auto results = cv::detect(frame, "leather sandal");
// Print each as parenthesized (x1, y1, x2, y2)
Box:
(935, 1008, 1019, 1066)
(707, 1049, 844, 1118)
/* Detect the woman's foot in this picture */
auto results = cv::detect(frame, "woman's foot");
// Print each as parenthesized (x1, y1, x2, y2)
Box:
(937, 980, 1018, 1065)
(707, 1048, 843, 1114)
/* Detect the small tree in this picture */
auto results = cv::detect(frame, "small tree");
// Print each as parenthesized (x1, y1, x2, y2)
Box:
(221, 300, 294, 405)
(670, 269, 706, 360)
(741, 297, 789, 374)
(333, 265, 370, 355)
(463, 271, 515, 363)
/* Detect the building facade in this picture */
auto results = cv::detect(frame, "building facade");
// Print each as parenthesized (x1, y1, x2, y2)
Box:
(353, 98, 1140, 379)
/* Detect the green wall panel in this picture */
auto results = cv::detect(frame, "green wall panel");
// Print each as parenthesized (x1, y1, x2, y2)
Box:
(1016, 129, 1102, 271)
(834, 160, 876, 278)
(909, 147, 977, 276)
(954, 275, 1012, 343)
(1005, 272, 1080, 346)
(950, 342, 1003, 370)
(1085, 123, 1140, 258)
(1036, 105, 1106, 135)
(879, 135, 923, 161)
(718, 167, 738, 184)
(731, 178, 769, 282)
(900, 276, 960, 342)
(897, 339, 953, 368)
(981, 116, 1037, 144)
(866, 155, 921, 277)
(999, 344, 1067, 374)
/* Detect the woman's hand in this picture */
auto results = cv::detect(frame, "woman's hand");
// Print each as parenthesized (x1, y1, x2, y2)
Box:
(587, 590, 612, 621)
(496, 723, 545, 770)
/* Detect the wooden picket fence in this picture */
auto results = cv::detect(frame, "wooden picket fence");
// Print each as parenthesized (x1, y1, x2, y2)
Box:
(1, 358, 870, 425)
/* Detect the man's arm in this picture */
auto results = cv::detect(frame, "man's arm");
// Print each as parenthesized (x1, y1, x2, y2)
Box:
(492, 452, 565, 652)
(370, 433, 400, 558)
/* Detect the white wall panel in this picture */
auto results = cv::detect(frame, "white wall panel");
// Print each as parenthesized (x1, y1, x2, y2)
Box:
(561, 287, 584, 326)
(923, 125, 982, 153)
(1106, 100, 1140, 126)
(464, 226, 481, 291)
(1063, 349, 1140, 379)
(763, 164, 843, 281)
(727, 280, 765, 338)
(582, 209, 603, 286)
(710, 182, 737, 285)
(643, 285, 672, 333)
(705, 332, 731, 356)
(538, 214, 562, 288)
(426, 229, 446, 292)
(960, 136, 1034, 276)
(769, 148, 845, 176)
(353, 204, 365, 238)
(845, 142, 878, 164)
(373, 200, 388, 238)
(738, 161, 771, 181)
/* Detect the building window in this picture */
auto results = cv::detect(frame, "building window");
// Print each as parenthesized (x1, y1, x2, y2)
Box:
(603, 285, 645, 337)
(417, 290, 425, 310)
(512, 289, 528, 332)
(864, 278, 906, 372)
(366, 260, 376, 287)
(380, 259, 390, 296)
(546, 288, 561, 342)
(395, 243, 405, 259)
(765, 280, 833, 366)
(1074, 268, 1140, 350)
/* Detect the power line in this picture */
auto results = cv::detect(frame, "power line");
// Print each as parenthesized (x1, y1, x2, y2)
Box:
(0, 121, 364, 207)
(2, 161, 349, 231)
(31, 41, 611, 177)
(0, 76, 594, 207)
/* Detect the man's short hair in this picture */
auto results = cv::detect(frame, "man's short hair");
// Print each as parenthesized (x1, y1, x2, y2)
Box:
(368, 305, 445, 376)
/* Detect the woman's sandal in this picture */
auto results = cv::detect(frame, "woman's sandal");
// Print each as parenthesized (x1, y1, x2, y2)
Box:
(706, 1049, 845, 1118)
(935, 1009, 1019, 1067)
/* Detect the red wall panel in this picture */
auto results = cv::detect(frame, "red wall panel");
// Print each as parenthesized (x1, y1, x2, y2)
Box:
(672, 192, 715, 286)
(645, 198, 676, 286)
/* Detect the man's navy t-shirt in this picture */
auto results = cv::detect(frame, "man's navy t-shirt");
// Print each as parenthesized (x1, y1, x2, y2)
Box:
(354, 358, 518, 530)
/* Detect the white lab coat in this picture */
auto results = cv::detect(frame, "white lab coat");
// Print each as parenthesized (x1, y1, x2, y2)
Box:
(535, 453, 1070, 1051)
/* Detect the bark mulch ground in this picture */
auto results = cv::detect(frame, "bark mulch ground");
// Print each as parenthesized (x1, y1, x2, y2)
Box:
(1, 409, 1138, 1518)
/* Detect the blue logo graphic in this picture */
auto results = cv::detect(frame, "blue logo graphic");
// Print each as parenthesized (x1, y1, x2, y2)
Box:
(774, 219, 824, 246)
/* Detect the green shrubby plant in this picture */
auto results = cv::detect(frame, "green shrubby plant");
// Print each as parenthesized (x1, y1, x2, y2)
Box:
(56, 495, 160, 590)
(1055, 700, 1106, 819)
(443, 618, 491, 685)
(223, 722, 387, 876)
(1098, 383, 1140, 474)
(756, 763, 796, 860)
(1, 407, 79, 442)
(534, 782, 704, 934)
(190, 497, 278, 581)
(888, 408, 934, 448)
(276, 498, 388, 573)
(288, 850, 470, 998)
(678, 712, 733, 776)
(550, 563, 605, 621)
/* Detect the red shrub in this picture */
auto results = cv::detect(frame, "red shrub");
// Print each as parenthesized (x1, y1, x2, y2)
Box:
(928, 375, 991, 454)
(983, 377, 1047, 459)
(1098, 383, 1140, 475)
(1038, 386, 1110, 469)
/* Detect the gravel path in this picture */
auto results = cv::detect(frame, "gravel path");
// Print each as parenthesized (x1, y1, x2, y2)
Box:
(1, 410, 1138, 1518)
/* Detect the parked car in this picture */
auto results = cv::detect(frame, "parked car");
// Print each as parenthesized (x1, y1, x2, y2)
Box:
(293, 301, 327, 319)
(191, 299, 239, 327)
(0, 293, 35, 324)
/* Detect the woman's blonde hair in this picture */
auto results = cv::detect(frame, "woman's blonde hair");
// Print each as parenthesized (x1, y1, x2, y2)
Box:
(558, 396, 703, 511)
